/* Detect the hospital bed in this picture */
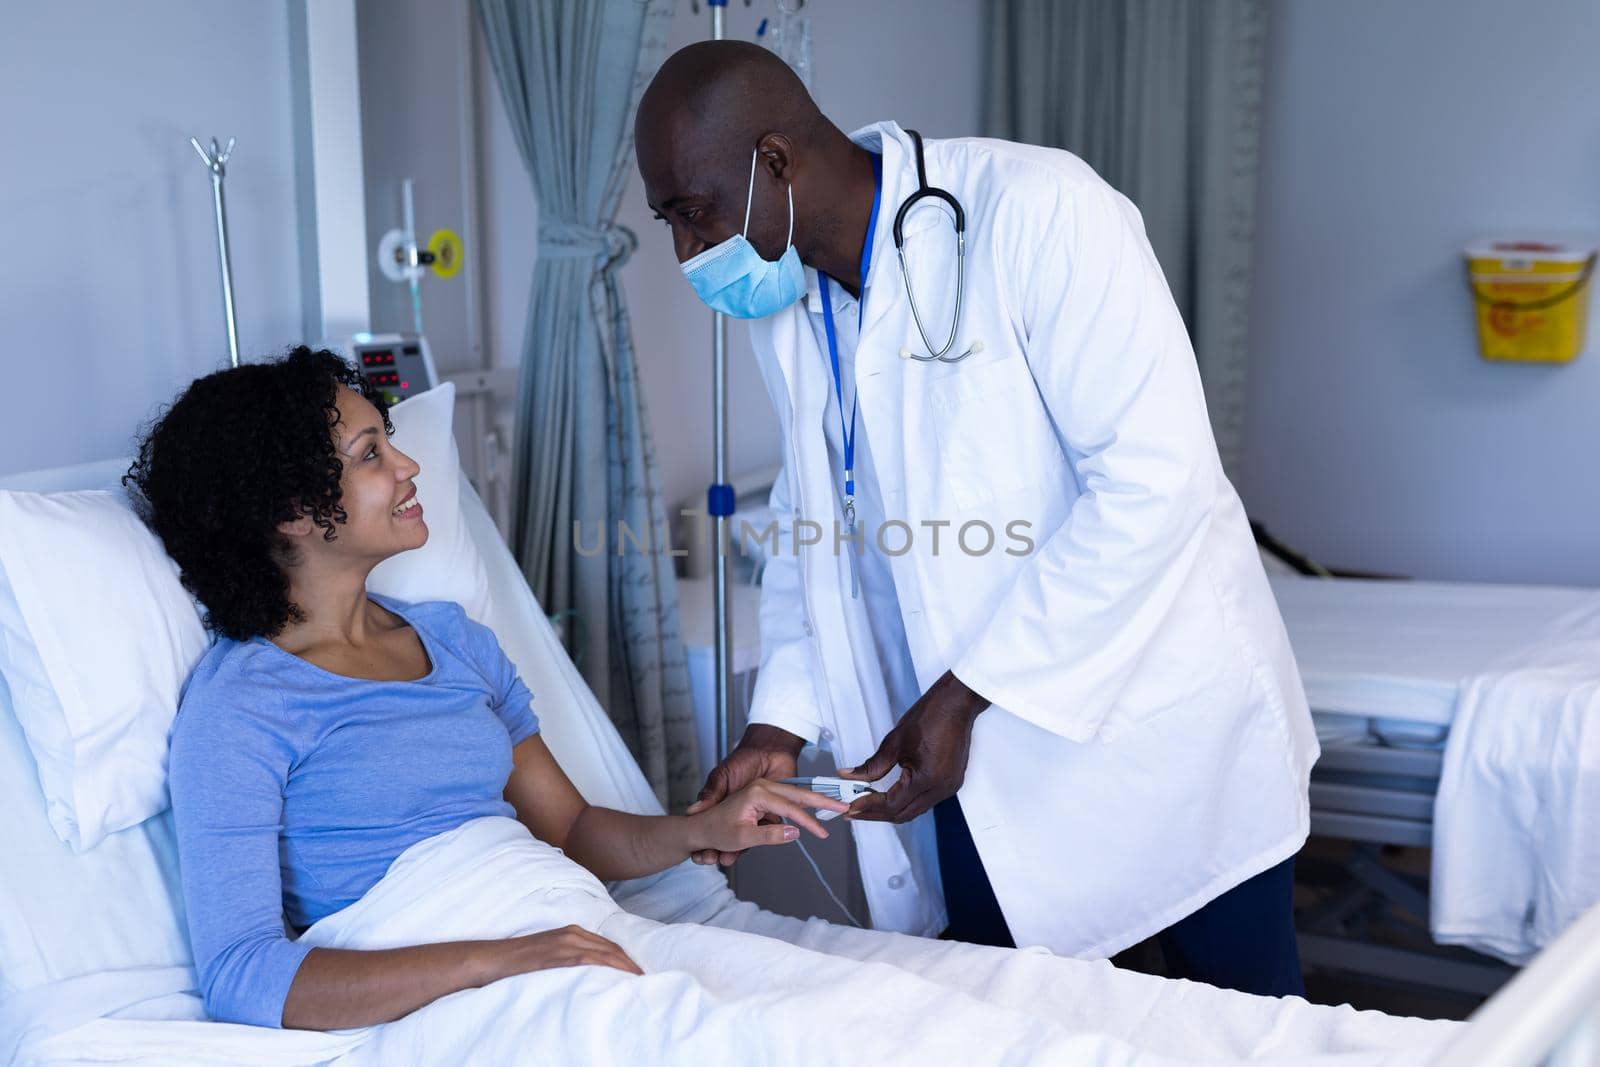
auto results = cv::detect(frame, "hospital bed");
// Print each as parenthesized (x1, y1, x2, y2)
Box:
(1, 461, 1597, 1066)
(1268, 562, 1600, 998)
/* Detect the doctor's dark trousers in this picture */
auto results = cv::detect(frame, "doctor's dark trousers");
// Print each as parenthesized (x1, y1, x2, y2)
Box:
(932, 796, 1306, 998)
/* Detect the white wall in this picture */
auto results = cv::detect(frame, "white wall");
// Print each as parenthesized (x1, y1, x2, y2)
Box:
(1244, 0, 1600, 585)
(0, 2, 304, 476)
(478, 0, 986, 515)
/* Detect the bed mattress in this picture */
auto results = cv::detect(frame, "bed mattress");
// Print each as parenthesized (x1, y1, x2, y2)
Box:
(1270, 575, 1599, 746)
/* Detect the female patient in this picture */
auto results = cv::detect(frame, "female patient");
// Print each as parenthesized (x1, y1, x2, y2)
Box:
(128, 347, 846, 1032)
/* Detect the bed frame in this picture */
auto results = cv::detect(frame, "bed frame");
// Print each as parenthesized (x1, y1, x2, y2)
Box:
(1436, 898, 1600, 1066)
(1252, 524, 1521, 999)
(1299, 737, 1517, 998)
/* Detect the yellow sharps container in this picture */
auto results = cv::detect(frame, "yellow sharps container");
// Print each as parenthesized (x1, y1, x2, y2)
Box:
(1465, 239, 1598, 363)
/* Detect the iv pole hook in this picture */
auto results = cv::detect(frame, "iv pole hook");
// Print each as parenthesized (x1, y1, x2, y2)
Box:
(190, 135, 240, 368)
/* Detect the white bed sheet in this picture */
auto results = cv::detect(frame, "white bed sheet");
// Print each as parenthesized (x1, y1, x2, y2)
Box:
(23, 816, 1459, 1067)
(1434, 638, 1600, 964)
(1270, 575, 1598, 727)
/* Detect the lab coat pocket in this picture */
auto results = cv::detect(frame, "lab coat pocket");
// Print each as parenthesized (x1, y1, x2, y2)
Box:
(926, 359, 1065, 511)
(1100, 561, 1246, 741)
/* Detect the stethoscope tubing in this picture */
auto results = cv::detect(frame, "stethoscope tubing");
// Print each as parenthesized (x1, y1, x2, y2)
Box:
(893, 129, 973, 363)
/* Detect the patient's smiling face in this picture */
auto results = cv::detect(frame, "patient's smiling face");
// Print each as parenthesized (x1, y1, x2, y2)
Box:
(281, 388, 428, 570)
(335, 387, 427, 561)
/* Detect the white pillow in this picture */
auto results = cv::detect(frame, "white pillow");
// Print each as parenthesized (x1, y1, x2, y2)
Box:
(370, 381, 494, 623)
(0, 491, 207, 851)
(0, 383, 490, 851)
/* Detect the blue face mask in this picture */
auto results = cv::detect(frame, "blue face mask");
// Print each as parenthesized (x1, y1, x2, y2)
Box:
(681, 147, 805, 319)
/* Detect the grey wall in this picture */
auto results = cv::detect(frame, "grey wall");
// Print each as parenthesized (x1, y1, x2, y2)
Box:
(478, 0, 986, 516)
(356, 0, 484, 375)
(0, 2, 304, 476)
(1244, 0, 1600, 585)
(476, 20, 536, 377)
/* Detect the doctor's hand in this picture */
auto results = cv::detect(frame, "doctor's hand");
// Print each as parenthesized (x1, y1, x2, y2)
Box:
(685, 724, 808, 866)
(839, 671, 990, 824)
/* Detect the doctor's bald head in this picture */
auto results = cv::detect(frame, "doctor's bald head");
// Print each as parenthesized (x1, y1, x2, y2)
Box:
(636, 41, 866, 272)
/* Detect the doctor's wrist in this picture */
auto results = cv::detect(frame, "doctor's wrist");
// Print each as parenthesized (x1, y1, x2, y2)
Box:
(740, 723, 807, 757)
(937, 670, 991, 722)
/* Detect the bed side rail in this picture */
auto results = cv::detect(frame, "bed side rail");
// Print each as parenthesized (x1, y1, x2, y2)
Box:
(1434, 900, 1600, 1066)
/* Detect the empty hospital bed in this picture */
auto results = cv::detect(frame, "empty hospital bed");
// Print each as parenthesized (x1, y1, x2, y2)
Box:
(1269, 566, 1600, 998)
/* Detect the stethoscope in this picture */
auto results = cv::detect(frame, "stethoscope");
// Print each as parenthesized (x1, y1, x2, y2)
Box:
(813, 131, 980, 600)
(894, 129, 980, 363)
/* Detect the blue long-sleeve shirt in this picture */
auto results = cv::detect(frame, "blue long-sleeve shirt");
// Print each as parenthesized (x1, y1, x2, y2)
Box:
(167, 595, 540, 1028)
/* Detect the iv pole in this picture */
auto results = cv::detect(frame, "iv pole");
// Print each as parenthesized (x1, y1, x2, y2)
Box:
(705, 0, 736, 789)
(190, 136, 240, 368)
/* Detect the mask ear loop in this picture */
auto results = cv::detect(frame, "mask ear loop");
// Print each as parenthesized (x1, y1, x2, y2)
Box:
(742, 146, 795, 248)
(742, 147, 759, 237)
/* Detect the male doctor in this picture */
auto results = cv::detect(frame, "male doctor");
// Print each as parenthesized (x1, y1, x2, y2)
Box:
(635, 42, 1319, 996)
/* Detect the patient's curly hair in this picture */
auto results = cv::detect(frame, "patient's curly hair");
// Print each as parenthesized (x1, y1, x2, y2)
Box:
(124, 347, 392, 641)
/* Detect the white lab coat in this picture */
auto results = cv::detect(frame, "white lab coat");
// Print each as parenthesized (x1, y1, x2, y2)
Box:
(743, 122, 1320, 959)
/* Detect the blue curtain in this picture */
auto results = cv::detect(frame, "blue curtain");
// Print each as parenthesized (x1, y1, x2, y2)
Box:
(984, 0, 1268, 477)
(476, 0, 698, 810)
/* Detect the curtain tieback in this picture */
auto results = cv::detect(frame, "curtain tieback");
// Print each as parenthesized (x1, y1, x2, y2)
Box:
(538, 220, 637, 271)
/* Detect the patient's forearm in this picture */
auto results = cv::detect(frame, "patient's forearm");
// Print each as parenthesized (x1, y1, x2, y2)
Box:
(281, 939, 514, 1030)
(562, 805, 699, 881)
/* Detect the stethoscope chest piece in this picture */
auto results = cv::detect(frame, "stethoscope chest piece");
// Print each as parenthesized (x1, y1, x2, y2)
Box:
(900, 339, 983, 362)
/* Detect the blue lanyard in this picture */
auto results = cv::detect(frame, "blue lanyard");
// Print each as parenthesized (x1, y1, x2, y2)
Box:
(818, 152, 881, 526)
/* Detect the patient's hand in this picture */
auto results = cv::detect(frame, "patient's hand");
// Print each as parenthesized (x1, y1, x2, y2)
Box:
(689, 779, 848, 864)
(493, 925, 644, 980)
(686, 724, 807, 866)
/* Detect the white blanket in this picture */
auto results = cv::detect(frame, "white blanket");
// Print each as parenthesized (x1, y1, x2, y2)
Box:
(23, 817, 1454, 1066)
(1435, 630, 1600, 964)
